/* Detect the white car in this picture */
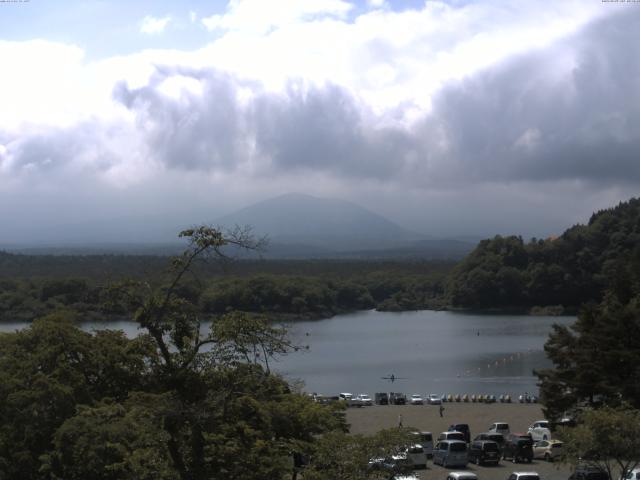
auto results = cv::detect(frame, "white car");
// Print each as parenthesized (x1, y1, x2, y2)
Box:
(446, 472, 478, 480)
(355, 393, 373, 406)
(622, 468, 640, 480)
(410, 394, 424, 405)
(528, 420, 551, 441)
(427, 393, 442, 405)
(405, 444, 427, 469)
(507, 472, 540, 480)
(488, 422, 510, 436)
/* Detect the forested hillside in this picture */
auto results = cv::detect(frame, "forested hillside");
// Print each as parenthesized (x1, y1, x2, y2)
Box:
(446, 198, 640, 311)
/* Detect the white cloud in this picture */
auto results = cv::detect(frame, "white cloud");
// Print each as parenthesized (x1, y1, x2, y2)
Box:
(367, 0, 386, 8)
(201, 0, 353, 34)
(140, 15, 171, 34)
(189, 11, 198, 24)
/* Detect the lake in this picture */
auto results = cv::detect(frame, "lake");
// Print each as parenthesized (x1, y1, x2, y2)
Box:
(275, 310, 574, 397)
(0, 310, 573, 398)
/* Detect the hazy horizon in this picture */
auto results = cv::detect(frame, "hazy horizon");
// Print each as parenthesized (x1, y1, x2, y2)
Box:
(2, 1, 639, 245)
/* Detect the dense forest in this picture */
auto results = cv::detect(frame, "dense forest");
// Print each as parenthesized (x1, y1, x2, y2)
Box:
(0, 256, 451, 323)
(446, 198, 640, 312)
(2, 197, 640, 323)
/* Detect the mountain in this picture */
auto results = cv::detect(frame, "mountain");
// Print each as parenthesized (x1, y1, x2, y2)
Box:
(216, 193, 425, 252)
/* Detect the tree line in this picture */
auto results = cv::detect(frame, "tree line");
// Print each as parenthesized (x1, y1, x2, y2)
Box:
(446, 198, 640, 311)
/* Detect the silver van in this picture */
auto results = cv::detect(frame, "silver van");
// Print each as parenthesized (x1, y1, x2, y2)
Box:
(432, 440, 468, 468)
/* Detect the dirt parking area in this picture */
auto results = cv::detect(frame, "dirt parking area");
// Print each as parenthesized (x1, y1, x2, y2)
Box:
(346, 402, 573, 480)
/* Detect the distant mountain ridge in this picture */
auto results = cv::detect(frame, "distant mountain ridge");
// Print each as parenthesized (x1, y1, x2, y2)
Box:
(216, 193, 424, 252)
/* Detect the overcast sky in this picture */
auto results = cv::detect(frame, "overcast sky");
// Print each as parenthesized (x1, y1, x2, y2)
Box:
(1, 0, 639, 244)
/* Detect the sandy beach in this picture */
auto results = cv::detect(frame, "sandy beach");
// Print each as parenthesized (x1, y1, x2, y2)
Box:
(346, 402, 573, 480)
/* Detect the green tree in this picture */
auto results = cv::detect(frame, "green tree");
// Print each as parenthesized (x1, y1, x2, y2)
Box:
(303, 428, 415, 480)
(0, 226, 346, 480)
(558, 407, 640, 479)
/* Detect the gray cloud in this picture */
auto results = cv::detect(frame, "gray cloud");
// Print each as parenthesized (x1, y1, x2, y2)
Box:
(112, 67, 248, 171)
(425, 8, 640, 185)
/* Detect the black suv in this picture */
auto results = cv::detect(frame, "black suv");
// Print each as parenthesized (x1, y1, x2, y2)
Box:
(375, 392, 389, 405)
(502, 434, 534, 463)
(568, 465, 610, 480)
(389, 392, 406, 405)
(448, 423, 471, 443)
(468, 440, 500, 465)
(474, 432, 505, 453)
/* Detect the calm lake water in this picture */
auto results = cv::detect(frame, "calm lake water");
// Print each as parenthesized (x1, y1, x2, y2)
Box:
(0, 310, 573, 397)
(275, 310, 574, 397)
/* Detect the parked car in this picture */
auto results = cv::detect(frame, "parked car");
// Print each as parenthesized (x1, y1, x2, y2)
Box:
(438, 431, 466, 443)
(355, 393, 373, 406)
(568, 465, 610, 480)
(506, 472, 540, 480)
(467, 440, 501, 465)
(474, 432, 505, 453)
(622, 468, 640, 480)
(375, 392, 389, 405)
(338, 392, 353, 402)
(449, 423, 471, 443)
(489, 422, 510, 436)
(446, 472, 478, 480)
(389, 392, 407, 405)
(410, 394, 424, 405)
(428, 393, 442, 405)
(405, 444, 427, 469)
(533, 439, 563, 461)
(502, 434, 534, 463)
(432, 440, 468, 468)
(528, 420, 551, 441)
(411, 431, 434, 458)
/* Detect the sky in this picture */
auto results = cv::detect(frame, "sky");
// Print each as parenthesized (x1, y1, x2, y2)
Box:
(0, 0, 639, 244)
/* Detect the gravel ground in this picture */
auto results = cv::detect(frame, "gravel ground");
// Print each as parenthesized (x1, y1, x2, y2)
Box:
(346, 402, 574, 480)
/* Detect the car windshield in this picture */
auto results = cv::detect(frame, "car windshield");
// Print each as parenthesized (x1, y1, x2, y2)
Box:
(519, 476, 540, 480)
(450, 443, 466, 452)
(484, 443, 498, 452)
(421, 434, 432, 441)
(517, 440, 533, 447)
(408, 446, 424, 453)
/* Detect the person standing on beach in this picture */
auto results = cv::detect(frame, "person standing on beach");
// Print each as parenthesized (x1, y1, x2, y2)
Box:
(398, 414, 403, 427)
(439, 404, 444, 417)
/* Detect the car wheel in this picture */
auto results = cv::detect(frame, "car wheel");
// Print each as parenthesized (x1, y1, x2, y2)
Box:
(545, 453, 551, 462)
(543, 434, 548, 440)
